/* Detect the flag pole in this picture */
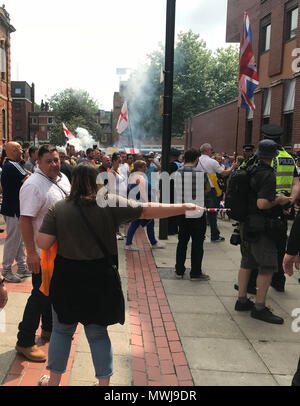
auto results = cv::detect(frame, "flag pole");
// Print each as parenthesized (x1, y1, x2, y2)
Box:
(128, 106, 134, 149)
(234, 106, 240, 159)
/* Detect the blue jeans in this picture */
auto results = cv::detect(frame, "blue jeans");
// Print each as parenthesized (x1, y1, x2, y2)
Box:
(126, 219, 157, 246)
(47, 308, 113, 379)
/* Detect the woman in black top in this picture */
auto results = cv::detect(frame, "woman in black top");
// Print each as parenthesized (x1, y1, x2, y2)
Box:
(36, 163, 202, 386)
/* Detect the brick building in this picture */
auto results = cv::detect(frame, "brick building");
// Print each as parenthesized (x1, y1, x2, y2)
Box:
(29, 103, 55, 144)
(0, 6, 15, 147)
(11, 81, 35, 144)
(185, 0, 300, 155)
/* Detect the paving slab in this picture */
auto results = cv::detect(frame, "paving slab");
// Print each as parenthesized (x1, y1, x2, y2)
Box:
(182, 337, 270, 374)
(167, 294, 228, 315)
(174, 313, 244, 340)
(191, 369, 278, 386)
(161, 278, 215, 296)
(250, 341, 300, 375)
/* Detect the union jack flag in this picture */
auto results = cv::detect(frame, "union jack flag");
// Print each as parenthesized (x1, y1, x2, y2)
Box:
(238, 13, 259, 110)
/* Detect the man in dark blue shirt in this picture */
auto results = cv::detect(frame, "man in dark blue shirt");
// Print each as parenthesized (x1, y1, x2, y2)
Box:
(1, 142, 31, 282)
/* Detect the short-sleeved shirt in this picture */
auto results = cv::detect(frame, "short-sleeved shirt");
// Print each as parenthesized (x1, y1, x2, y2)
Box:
(146, 163, 158, 183)
(248, 162, 280, 218)
(40, 196, 143, 260)
(1, 159, 29, 217)
(197, 154, 224, 187)
(24, 159, 36, 173)
(20, 167, 71, 256)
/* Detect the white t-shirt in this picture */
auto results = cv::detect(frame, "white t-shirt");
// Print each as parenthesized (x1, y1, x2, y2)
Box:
(119, 163, 129, 180)
(197, 154, 224, 187)
(20, 167, 71, 256)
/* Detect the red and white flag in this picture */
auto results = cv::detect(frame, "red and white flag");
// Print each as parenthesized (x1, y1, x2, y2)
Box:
(116, 101, 129, 134)
(62, 123, 75, 139)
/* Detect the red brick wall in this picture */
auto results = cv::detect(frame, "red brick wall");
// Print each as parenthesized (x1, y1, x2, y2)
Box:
(270, 83, 284, 126)
(0, 8, 14, 146)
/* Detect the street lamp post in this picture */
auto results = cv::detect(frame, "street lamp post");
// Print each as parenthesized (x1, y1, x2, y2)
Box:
(159, 0, 176, 240)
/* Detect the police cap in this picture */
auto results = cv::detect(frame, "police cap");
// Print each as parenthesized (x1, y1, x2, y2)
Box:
(243, 144, 254, 151)
(261, 124, 283, 141)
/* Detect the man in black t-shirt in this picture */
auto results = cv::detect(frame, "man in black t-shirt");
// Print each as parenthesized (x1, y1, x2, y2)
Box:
(1, 142, 31, 282)
(174, 149, 210, 281)
(235, 140, 291, 324)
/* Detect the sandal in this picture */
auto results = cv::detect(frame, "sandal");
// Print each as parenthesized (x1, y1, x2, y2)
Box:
(38, 375, 50, 386)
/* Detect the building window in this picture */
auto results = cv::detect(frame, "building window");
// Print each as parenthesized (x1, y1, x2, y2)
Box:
(245, 120, 253, 145)
(285, 1, 298, 40)
(2, 109, 6, 143)
(260, 15, 271, 53)
(0, 39, 6, 82)
(15, 88, 22, 95)
(15, 120, 22, 131)
(15, 102, 22, 113)
(282, 113, 293, 146)
(32, 117, 38, 124)
(48, 117, 53, 125)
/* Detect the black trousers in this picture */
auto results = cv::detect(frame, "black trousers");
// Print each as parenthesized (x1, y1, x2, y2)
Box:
(175, 215, 206, 277)
(17, 271, 52, 347)
(292, 357, 300, 386)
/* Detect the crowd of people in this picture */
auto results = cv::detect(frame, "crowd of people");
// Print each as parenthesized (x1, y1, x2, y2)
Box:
(0, 122, 300, 386)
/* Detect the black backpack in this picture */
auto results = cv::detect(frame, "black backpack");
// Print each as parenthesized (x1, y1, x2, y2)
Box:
(225, 164, 258, 222)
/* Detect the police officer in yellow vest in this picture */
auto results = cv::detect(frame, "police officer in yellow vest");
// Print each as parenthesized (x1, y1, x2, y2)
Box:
(262, 124, 300, 291)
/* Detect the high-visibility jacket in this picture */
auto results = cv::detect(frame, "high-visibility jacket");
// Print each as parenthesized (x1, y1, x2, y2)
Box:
(271, 148, 295, 194)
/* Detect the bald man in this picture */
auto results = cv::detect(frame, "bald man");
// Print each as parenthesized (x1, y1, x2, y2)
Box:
(1, 142, 31, 283)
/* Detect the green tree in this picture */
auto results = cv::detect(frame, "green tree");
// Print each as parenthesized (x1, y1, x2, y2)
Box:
(126, 31, 239, 140)
(47, 88, 103, 146)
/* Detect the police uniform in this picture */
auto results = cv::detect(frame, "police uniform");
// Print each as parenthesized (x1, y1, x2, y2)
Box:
(262, 124, 298, 291)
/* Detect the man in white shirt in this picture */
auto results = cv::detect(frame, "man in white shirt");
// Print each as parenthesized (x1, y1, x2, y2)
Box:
(197, 143, 237, 242)
(16, 145, 71, 362)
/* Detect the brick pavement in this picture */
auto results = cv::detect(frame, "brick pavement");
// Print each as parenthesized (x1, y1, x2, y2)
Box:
(0, 224, 194, 386)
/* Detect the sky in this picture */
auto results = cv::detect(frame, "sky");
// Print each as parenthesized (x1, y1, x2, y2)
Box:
(4, 0, 234, 111)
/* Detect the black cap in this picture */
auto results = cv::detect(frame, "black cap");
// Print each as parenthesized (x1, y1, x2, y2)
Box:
(243, 144, 254, 151)
(261, 124, 283, 141)
(255, 139, 278, 159)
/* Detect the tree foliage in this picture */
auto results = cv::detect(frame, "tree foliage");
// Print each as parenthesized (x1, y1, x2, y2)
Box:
(126, 31, 239, 140)
(47, 88, 103, 146)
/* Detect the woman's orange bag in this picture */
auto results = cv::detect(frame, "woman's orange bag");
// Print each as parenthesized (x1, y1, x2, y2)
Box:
(39, 241, 58, 296)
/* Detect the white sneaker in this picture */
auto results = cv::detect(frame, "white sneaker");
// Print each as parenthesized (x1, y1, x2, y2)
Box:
(125, 245, 139, 251)
(116, 233, 124, 240)
(3, 271, 21, 283)
(152, 242, 166, 249)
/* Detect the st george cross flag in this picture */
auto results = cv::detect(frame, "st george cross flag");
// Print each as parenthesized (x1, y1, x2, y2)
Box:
(238, 13, 259, 110)
(62, 123, 75, 140)
(116, 101, 129, 134)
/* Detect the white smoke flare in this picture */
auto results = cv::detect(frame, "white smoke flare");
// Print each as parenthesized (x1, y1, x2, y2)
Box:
(66, 127, 97, 152)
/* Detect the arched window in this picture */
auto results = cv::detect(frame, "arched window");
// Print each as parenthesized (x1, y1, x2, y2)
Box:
(2, 109, 6, 143)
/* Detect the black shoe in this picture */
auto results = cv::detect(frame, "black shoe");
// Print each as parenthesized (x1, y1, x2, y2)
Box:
(270, 281, 285, 292)
(234, 283, 257, 295)
(175, 271, 184, 279)
(251, 307, 284, 324)
(235, 299, 255, 311)
(211, 237, 225, 243)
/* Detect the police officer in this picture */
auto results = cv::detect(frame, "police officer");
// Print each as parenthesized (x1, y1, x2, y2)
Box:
(240, 144, 255, 168)
(262, 124, 300, 292)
